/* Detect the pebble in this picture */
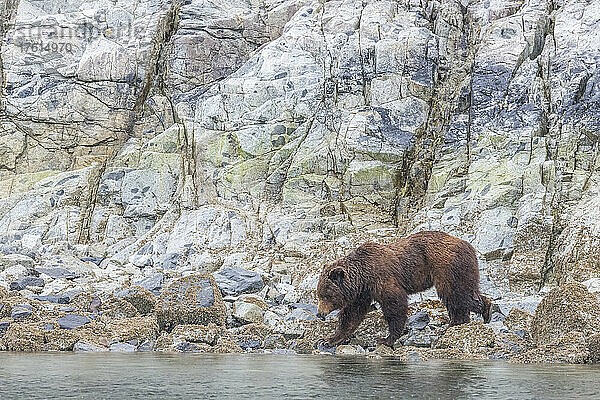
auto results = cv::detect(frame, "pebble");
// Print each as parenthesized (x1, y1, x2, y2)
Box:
(11, 304, 33, 320)
(74, 341, 109, 352)
(137, 340, 155, 352)
(109, 342, 137, 352)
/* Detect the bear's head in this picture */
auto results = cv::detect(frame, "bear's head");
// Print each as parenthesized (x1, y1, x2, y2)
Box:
(316, 262, 347, 318)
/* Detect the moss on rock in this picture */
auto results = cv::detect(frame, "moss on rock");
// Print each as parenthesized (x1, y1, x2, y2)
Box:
(156, 275, 226, 331)
(531, 283, 600, 345)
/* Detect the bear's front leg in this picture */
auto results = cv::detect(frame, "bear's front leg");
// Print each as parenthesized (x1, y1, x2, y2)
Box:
(378, 290, 408, 348)
(325, 302, 369, 347)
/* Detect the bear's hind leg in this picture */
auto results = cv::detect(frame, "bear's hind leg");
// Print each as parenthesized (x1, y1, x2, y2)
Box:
(378, 290, 408, 348)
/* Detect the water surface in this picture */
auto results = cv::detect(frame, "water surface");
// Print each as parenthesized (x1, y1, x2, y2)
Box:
(1, 353, 599, 399)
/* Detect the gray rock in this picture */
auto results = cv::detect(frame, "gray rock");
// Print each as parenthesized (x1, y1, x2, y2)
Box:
(0, 321, 10, 337)
(271, 349, 297, 355)
(290, 303, 318, 314)
(284, 308, 319, 322)
(402, 326, 440, 348)
(408, 311, 430, 330)
(33, 294, 70, 304)
(57, 314, 91, 330)
(263, 334, 287, 350)
(9, 277, 44, 291)
(73, 341, 109, 353)
(135, 273, 165, 293)
(137, 340, 156, 352)
(213, 267, 264, 296)
(233, 301, 264, 324)
(336, 345, 366, 355)
(80, 257, 104, 266)
(316, 342, 337, 354)
(110, 342, 137, 352)
(235, 336, 262, 350)
(496, 296, 543, 316)
(174, 342, 205, 352)
(34, 267, 79, 279)
(10, 304, 33, 321)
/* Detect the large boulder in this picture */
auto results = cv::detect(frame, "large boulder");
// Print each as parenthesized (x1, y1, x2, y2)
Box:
(171, 323, 228, 346)
(156, 275, 226, 331)
(213, 267, 264, 296)
(434, 322, 496, 354)
(44, 329, 81, 351)
(511, 331, 590, 364)
(531, 283, 600, 345)
(117, 286, 157, 315)
(0, 323, 44, 351)
(106, 316, 160, 343)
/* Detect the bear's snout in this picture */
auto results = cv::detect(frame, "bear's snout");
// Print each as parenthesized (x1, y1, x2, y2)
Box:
(317, 300, 334, 319)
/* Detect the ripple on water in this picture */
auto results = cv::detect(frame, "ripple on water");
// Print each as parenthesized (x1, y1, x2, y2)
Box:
(1, 353, 600, 399)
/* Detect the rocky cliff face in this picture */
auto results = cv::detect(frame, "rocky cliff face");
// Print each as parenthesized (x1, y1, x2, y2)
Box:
(1, 0, 599, 353)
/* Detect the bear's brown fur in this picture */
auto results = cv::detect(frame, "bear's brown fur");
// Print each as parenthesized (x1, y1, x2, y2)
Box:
(316, 231, 492, 347)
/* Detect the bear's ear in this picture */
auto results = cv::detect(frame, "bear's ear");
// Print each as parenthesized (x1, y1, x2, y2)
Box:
(329, 267, 345, 286)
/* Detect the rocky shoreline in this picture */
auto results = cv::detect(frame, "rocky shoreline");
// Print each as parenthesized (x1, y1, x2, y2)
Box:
(2, 265, 599, 364)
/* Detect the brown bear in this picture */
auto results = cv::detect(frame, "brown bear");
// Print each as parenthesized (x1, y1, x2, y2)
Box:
(316, 230, 492, 347)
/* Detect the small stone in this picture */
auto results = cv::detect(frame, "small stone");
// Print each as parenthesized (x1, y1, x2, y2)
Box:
(74, 341, 109, 352)
(9, 277, 44, 291)
(34, 267, 79, 279)
(11, 304, 33, 320)
(233, 301, 264, 324)
(110, 342, 137, 352)
(316, 342, 336, 354)
(213, 267, 264, 296)
(32, 295, 70, 304)
(336, 344, 366, 355)
(138, 340, 156, 352)
(264, 334, 287, 349)
(234, 335, 263, 349)
(57, 314, 91, 330)
(0, 321, 10, 337)
(80, 257, 104, 266)
(284, 308, 319, 322)
(408, 310, 430, 330)
(289, 303, 318, 314)
(135, 273, 164, 293)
